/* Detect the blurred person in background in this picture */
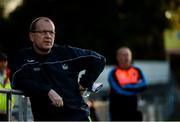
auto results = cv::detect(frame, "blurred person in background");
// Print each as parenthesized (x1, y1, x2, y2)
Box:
(0, 52, 15, 121)
(108, 47, 147, 121)
(10, 17, 106, 121)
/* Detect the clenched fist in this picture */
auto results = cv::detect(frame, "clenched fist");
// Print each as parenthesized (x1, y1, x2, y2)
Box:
(48, 89, 64, 107)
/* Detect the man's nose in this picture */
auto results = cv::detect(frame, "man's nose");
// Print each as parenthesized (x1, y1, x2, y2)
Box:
(47, 32, 51, 36)
(44, 32, 52, 37)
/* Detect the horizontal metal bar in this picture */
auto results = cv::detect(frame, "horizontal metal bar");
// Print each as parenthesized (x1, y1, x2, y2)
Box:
(0, 89, 24, 95)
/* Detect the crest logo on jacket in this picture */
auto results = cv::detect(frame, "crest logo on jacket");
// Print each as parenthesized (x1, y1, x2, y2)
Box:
(62, 64, 69, 70)
(33, 67, 40, 71)
(27, 59, 35, 63)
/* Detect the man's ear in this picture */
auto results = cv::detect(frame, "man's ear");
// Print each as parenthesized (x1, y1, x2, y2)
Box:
(29, 32, 34, 42)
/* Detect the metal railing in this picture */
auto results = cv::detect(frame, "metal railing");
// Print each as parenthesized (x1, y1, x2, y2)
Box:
(0, 89, 27, 121)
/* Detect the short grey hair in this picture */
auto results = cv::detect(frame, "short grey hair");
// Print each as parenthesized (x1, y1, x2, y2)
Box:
(29, 17, 53, 32)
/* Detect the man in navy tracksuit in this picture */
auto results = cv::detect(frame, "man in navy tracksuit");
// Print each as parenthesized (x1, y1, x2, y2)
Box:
(10, 17, 106, 121)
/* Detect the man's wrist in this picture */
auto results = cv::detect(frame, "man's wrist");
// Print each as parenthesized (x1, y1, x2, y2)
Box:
(79, 85, 86, 91)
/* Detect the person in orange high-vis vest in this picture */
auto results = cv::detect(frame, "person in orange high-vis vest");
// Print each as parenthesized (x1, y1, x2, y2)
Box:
(0, 52, 15, 121)
(108, 47, 147, 121)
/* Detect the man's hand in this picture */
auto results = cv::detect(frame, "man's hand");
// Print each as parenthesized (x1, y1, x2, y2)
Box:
(48, 89, 64, 107)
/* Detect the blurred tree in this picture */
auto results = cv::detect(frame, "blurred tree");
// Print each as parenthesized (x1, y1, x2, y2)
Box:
(105, 0, 170, 64)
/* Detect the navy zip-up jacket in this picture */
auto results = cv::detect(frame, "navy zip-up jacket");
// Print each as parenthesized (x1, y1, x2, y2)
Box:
(11, 45, 106, 120)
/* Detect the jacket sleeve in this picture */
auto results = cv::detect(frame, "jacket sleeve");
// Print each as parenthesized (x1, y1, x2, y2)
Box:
(10, 51, 51, 96)
(68, 46, 106, 89)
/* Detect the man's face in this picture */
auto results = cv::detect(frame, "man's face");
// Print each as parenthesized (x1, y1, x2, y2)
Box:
(116, 48, 132, 68)
(29, 19, 55, 54)
(0, 60, 7, 72)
